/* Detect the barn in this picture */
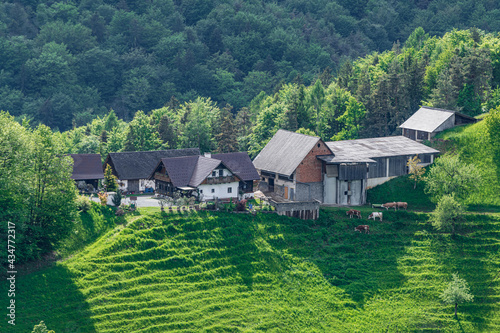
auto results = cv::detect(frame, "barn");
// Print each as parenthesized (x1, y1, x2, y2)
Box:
(399, 106, 477, 141)
(104, 148, 200, 193)
(254, 130, 439, 206)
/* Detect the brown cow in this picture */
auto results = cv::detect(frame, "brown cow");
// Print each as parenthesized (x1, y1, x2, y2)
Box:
(354, 225, 370, 234)
(396, 202, 408, 210)
(382, 202, 398, 210)
(346, 209, 362, 219)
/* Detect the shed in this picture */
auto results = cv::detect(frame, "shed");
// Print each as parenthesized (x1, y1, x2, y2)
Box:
(69, 154, 104, 192)
(399, 106, 477, 141)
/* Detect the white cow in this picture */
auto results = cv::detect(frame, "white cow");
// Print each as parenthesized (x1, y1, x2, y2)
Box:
(368, 212, 383, 221)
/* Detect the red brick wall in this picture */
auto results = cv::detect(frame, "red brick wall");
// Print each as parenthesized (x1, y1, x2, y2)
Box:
(296, 140, 331, 183)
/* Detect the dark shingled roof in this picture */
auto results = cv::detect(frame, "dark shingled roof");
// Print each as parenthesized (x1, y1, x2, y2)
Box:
(106, 148, 200, 180)
(158, 155, 241, 188)
(211, 152, 260, 181)
(70, 154, 104, 180)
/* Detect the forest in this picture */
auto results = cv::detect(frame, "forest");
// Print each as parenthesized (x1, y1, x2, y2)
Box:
(2, 0, 500, 132)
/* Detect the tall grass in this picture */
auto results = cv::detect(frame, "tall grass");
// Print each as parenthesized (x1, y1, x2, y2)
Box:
(8, 208, 500, 332)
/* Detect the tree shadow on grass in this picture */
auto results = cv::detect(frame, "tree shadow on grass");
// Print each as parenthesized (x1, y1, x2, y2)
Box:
(263, 208, 418, 307)
(10, 264, 96, 333)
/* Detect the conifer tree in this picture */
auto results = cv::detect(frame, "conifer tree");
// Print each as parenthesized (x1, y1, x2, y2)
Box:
(104, 164, 118, 192)
(215, 104, 238, 153)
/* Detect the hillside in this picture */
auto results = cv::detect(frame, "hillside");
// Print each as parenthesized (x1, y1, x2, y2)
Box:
(7, 207, 500, 332)
(3, 1, 500, 130)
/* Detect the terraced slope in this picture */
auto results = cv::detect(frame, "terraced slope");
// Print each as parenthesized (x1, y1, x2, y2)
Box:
(10, 209, 500, 332)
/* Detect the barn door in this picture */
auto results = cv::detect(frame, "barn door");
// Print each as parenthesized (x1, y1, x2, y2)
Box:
(339, 180, 349, 205)
(284, 186, 289, 199)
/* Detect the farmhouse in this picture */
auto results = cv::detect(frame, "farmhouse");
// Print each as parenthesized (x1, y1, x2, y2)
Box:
(399, 106, 477, 141)
(104, 148, 200, 193)
(254, 130, 439, 206)
(150, 152, 258, 201)
(69, 154, 104, 192)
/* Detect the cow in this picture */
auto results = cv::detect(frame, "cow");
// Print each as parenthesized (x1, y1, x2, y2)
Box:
(354, 225, 370, 234)
(381, 202, 398, 210)
(396, 202, 408, 210)
(346, 209, 362, 219)
(368, 212, 383, 221)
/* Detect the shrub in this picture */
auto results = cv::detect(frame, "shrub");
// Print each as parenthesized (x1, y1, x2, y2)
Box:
(76, 195, 92, 212)
(116, 209, 125, 216)
(97, 192, 108, 205)
(112, 191, 123, 207)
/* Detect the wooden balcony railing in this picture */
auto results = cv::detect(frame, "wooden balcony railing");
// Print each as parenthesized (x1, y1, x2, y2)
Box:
(206, 176, 237, 184)
(154, 172, 171, 183)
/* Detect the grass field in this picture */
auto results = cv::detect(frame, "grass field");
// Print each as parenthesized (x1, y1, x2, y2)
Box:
(5, 205, 500, 332)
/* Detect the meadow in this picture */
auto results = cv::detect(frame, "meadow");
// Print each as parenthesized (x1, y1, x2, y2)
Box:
(5, 203, 500, 332)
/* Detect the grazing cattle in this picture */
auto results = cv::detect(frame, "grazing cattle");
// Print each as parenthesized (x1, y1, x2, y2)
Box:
(397, 202, 408, 210)
(354, 225, 370, 234)
(368, 212, 383, 221)
(382, 202, 398, 210)
(346, 209, 362, 219)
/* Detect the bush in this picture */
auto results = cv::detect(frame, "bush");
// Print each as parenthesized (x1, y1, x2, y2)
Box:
(112, 191, 123, 207)
(116, 209, 125, 216)
(76, 195, 92, 212)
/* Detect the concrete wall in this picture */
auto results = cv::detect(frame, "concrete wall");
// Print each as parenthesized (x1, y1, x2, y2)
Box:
(295, 182, 323, 202)
(367, 176, 397, 189)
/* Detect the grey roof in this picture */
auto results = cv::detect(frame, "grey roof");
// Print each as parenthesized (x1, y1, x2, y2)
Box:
(70, 154, 104, 180)
(253, 129, 328, 176)
(105, 148, 200, 180)
(398, 106, 467, 133)
(322, 136, 439, 164)
(211, 152, 260, 181)
(158, 155, 240, 188)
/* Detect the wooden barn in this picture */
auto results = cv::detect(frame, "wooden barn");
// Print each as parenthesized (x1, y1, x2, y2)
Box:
(69, 154, 104, 192)
(399, 106, 477, 141)
(104, 148, 200, 193)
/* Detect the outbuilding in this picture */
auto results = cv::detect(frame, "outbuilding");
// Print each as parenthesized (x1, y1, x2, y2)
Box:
(69, 154, 104, 192)
(399, 106, 477, 141)
(104, 148, 200, 193)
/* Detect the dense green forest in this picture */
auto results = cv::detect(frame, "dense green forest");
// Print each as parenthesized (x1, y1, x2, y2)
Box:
(2, 0, 500, 131)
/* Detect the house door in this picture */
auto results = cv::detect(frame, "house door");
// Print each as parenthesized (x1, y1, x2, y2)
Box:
(339, 180, 349, 205)
(349, 180, 362, 205)
(284, 186, 289, 199)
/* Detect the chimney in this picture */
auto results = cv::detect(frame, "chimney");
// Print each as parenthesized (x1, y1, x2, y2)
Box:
(204, 152, 211, 158)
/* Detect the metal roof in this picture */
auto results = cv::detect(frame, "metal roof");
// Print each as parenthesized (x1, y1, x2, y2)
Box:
(399, 106, 455, 132)
(252, 129, 326, 176)
(323, 136, 439, 163)
(70, 154, 104, 180)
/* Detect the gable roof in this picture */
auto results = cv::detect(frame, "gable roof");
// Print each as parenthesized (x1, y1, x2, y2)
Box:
(320, 136, 439, 164)
(158, 155, 241, 188)
(106, 148, 200, 180)
(211, 152, 260, 181)
(253, 129, 331, 176)
(399, 106, 476, 133)
(70, 154, 104, 180)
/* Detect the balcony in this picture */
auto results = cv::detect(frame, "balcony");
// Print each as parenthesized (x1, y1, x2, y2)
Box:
(206, 176, 237, 184)
(154, 172, 171, 183)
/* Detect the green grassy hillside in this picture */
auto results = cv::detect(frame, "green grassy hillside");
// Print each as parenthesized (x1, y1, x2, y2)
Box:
(7, 207, 500, 332)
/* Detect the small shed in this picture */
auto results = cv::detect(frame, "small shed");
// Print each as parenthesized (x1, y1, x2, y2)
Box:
(69, 154, 104, 192)
(399, 106, 477, 141)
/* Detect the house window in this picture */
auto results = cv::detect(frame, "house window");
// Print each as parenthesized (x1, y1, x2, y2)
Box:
(200, 190, 203, 193)
(211, 189, 215, 193)
(219, 169, 224, 177)
(228, 187, 232, 193)
(212, 171, 216, 177)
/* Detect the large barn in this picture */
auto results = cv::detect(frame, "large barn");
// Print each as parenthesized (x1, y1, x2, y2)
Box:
(104, 148, 200, 193)
(399, 106, 477, 141)
(253, 130, 439, 206)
